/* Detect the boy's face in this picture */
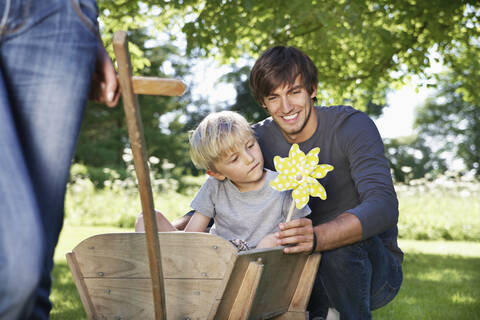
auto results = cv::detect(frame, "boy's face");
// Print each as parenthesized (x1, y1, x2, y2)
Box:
(207, 137, 265, 192)
(262, 75, 317, 143)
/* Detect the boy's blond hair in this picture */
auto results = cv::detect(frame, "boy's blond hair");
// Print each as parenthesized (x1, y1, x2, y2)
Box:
(189, 111, 255, 171)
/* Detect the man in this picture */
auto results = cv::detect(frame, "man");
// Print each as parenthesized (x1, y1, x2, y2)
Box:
(0, 0, 119, 318)
(250, 46, 403, 319)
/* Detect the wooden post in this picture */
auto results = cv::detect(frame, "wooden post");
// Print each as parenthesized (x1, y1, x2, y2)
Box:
(113, 30, 167, 320)
(227, 259, 264, 320)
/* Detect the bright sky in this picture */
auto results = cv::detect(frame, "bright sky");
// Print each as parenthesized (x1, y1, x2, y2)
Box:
(374, 83, 434, 139)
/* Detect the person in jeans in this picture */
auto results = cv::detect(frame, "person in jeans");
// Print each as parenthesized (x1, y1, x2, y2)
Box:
(0, 0, 119, 318)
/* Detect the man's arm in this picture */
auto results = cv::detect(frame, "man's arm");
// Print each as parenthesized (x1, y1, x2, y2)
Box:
(277, 111, 396, 254)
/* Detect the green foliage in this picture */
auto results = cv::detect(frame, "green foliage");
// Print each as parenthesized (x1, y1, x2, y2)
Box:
(222, 65, 270, 123)
(75, 27, 194, 173)
(415, 77, 480, 176)
(384, 135, 447, 183)
(146, 0, 480, 110)
(77, 1, 480, 184)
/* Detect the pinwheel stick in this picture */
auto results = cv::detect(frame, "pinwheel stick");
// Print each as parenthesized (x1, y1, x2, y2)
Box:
(285, 200, 296, 222)
(285, 173, 303, 222)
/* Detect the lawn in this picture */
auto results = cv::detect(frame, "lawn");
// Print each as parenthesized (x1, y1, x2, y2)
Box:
(50, 225, 480, 319)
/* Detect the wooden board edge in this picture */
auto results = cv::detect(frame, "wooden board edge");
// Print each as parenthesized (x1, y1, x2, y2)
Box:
(288, 253, 321, 312)
(66, 252, 97, 319)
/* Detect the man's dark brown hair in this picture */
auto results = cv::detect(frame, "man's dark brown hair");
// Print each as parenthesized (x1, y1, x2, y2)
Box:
(249, 46, 318, 106)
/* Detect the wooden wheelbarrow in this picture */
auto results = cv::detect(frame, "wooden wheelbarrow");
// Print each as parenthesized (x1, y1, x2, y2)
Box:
(66, 31, 321, 320)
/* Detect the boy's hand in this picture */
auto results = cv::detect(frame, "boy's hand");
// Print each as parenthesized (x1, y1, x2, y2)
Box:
(257, 233, 279, 249)
(276, 218, 315, 254)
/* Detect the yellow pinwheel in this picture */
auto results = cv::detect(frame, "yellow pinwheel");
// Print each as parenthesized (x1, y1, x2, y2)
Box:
(270, 144, 334, 221)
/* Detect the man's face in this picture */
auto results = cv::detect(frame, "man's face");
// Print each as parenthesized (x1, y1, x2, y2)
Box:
(262, 76, 317, 143)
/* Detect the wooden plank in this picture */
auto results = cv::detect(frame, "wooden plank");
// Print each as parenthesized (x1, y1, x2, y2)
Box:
(72, 233, 236, 279)
(288, 253, 321, 312)
(66, 253, 97, 319)
(216, 247, 308, 320)
(83, 278, 220, 319)
(132, 76, 186, 96)
(245, 248, 308, 319)
(113, 30, 166, 319)
(226, 259, 264, 320)
(206, 251, 238, 319)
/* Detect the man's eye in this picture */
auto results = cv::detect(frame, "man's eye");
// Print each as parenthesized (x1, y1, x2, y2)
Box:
(247, 143, 254, 149)
(267, 96, 278, 101)
(231, 156, 238, 163)
(292, 90, 301, 95)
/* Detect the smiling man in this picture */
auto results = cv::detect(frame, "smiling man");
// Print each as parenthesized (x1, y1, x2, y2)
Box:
(250, 46, 403, 320)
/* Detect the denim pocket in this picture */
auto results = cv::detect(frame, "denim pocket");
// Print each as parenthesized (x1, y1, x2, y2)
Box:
(371, 264, 403, 310)
(70, 0, 99, 37)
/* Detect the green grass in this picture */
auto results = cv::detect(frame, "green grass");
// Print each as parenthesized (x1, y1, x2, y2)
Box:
(397, 187, 480, 241)
(50, 225, 480, 319)
(372, 242, 480, 319)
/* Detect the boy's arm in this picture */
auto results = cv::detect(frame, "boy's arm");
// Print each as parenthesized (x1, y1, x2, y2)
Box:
(257, 233, 279, 249)
(135, 210, 177, 232)
(184, 211, 211, 233)
(172, 214, 192, 230)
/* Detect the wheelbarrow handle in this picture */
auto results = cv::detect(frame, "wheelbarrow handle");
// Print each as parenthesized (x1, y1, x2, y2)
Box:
(113, 30, 180, 320)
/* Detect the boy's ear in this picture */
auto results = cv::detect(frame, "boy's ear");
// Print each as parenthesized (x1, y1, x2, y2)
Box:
(206, 169, 226, 181)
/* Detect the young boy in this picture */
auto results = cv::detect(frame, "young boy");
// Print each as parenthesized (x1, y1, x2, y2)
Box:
(135, 110, 310, 249)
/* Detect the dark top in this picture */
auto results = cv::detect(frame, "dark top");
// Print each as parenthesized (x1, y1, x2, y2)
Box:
(253, 105, 403, 262)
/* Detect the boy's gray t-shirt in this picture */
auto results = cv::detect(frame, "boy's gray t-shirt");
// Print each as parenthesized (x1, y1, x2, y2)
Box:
(190, 169, 310, 247)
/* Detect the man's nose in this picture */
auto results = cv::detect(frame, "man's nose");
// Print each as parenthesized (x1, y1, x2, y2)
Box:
(280, 95, 294, 113)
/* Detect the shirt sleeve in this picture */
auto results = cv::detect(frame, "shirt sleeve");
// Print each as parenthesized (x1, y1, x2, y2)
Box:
(338, 112, 399, 239)
(294, 204, 311, 219)
(190, 177, 217, 218)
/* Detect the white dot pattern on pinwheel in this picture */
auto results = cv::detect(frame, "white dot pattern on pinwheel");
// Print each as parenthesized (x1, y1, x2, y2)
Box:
(270, 144, 334, 209)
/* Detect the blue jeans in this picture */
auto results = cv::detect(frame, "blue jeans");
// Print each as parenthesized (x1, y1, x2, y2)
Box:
(308, 236, 403, 319)
(0, 0, 98, 318)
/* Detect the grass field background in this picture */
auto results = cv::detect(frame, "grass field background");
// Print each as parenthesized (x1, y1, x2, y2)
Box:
(48, 174, 480, 319)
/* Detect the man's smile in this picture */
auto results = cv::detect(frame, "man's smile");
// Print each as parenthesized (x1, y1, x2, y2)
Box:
(282, 113, 299, 121)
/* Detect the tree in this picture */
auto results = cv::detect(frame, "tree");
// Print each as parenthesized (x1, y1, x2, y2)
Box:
(142, 0, 480, 111)
(75, 28, 193, 177)
(415, 77, 480, 176)
(222, 66, 269, 123)
(384, 136, 447, 183)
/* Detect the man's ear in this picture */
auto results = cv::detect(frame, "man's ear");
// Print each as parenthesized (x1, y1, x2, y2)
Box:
(310, 84, 318, 99)
(206, 169, 226, 181)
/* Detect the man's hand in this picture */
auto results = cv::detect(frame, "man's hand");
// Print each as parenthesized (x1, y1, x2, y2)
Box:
(89, 41, 120, 107)
(276, 218, 315, 254)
